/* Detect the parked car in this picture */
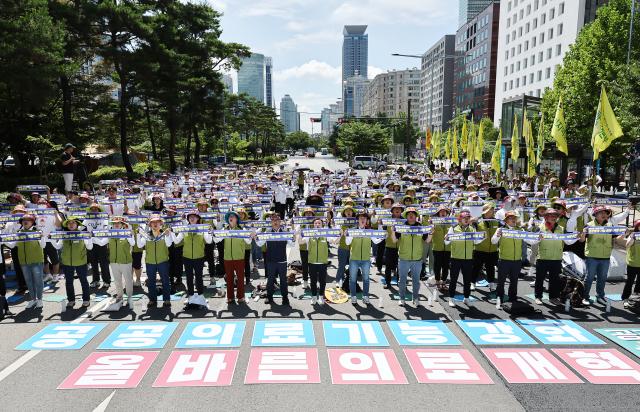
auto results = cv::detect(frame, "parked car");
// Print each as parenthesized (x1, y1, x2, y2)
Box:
(351, 155, 386, 170)
(321, 147, 329, 155)
(307, 147, 316, 158)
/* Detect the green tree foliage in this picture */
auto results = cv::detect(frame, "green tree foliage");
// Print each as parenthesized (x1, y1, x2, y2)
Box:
(540, 0, 640, 162)
(337, 122, 391, 159)
(284, 131, 312, 151)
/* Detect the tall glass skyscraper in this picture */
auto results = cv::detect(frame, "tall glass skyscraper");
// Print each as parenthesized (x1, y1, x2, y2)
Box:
(238, 53, 265, 103)
(342, 25, 368, 116)
(265, 57, 273, 107)
(280, 95, 300, 133)
(458, 0, 494, 27)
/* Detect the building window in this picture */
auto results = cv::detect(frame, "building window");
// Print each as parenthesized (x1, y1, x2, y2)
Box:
(533, 36, 537, 47)
(549, 28, 554, 40)
(559, 2, 565, 15)
(539, 51, 544, 62)
(558, 23, 563, 35)
(540, 32, 545, 43)
(537, 70, 542, 81)
(546, 67, 551, 79)
(534, 0, 539, 11)
(526, 23, 530, 33)
(556, 44, 562, 56)
(524, 58, 528, 68)
(550, 8, 555, 20)
(542, 13, 546, 25)
(531, 54, 536, 65)
(516, 78, 520, 87)
(529, 73, 534, 83)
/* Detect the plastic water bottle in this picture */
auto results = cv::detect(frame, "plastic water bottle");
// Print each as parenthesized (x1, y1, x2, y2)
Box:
(564, 298, 571, 312)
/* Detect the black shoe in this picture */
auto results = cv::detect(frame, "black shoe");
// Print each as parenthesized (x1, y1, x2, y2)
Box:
(147, 301, 157, 308)
(282, 299, 290, 306)
(163, 301, 172, 308)
(265, 297, 274, 304)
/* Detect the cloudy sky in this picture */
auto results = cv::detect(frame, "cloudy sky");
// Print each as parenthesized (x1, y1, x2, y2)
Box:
(213, 0, 458, 133)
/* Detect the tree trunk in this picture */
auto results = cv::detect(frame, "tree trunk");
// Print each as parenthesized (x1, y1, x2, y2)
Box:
(144, 96, 157, 160)
(167, 106, 177, 173)
(184, 127, 192, 168)
(118, 73, 133, 176)
(193, 124, 201, 168)
(60, 75, 73, 143)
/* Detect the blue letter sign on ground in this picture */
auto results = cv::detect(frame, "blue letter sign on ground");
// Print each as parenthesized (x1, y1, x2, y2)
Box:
(16, 323, 106, 350)
(323, 321, 389, 347)
(456, 320, 536, 345)
(518, 319, 604, 345)
(251, 320, 315, 346)
(595, 329, 640, 358)
(387, 320, 461, 346)
(176, 321, 245, 348)
(98, 323, 178, 350)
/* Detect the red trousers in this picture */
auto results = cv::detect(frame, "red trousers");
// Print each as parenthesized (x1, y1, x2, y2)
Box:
(224, 259, 245, 300)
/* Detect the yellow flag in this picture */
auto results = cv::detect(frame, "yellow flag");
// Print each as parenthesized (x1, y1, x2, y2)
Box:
(523, 113, 536, 177)
(475, 120, 484, 163)
(536, 115, 545, 165)
(491, 129, 502, 174)
(511, 114, 520, 161)
(444, 129, 450, 160)
(461, 120, 468, 153)
(434, 131, 441, 159)
(551, 97, 568, 155)
(452, 128, 459, 165)
(468, 121, 476, 164)
(425, 127, 432, 150)
(592, 86, 623, 161)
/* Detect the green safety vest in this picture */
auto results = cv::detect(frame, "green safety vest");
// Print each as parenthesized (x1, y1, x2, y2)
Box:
(223, 226, 246, 261)
(308, 237, 329, 264)
(16, 228, 44, 265)
(475, 219, 499, 253)
(585, 221, 614, 259)
(450, 225, 474, 260)
(627, 238, 640, 268)
(131, 224, 144, 253)
(431, 224, 451, 252)
(182, 232, 206, 260)
(61, 239, 88, 266)
(109, 238, 132, 264)
(498, 227, 524, 261)
(338, 224, 350, 250)
(385, 224, 398, 249)
(145, 235, 170, 264)
(350, 236, 372, 261)
(397, 223, 424, 261)
(548, 188, 561, 198)
(537, 223, 565, 261)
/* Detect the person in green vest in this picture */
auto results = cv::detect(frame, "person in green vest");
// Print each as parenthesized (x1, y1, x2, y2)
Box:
(127, 209, 144, 287)
(335, 205, 355, 287)
(345, 212, 384, 304)
(531, 208, 578, 306)
(51, 216, 94, 308)
(214, 211, 252, 304)
(383, 203, 404, 288)
(623, 220, 640, 308)
(545, 177, 561, 198)
(107, 216, 135, 307)
(296, 207, 316, 290)
(431, 205, 452, 292)
(298, 217, 339, 305)
(444, 210, 485, 307)
(136, 214, 173, 309)
(564, 202, 589, 259)
(491, 211, 534, 307)
(373, 194, 393, 276)
(390, 207, 432, 307)
(174, 211, 213, 304)
(3, 214, 46, 309)
(472, 203, 500, 295)
(579, 205, 628, 306)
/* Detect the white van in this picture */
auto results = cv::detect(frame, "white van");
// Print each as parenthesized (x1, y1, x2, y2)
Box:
(351, 155, 386, 170)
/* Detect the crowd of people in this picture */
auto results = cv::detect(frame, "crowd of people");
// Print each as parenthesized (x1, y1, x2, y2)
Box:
(0, 160, 638, 318)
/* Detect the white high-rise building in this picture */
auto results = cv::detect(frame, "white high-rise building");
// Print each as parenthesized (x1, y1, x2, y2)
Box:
(493, 0, 608, 125)
(362, 69, 421, 122)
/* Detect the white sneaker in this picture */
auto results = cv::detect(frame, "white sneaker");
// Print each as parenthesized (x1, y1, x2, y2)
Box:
(529, 280, 536, 286)
(303, 280, 309, 289)
(43, 274, 53, 283)
(351, 296, 357, 304)
(489, 282, 496, 292)
(624, 300, 630, 309)
(534, 298, 543, 305)
(463, 297, 471, 305)
(413, 299, 421, 307)
(102, 282, 110, 289)
(26, 300, 37, 309)
(363, 296, 370, 304)
(448, 298, 455, 307)
(470, 283, 476, 291)
(311, 296, 318, 305)
(582, 298, 591, 306)
(36, 299, 43, 308)
(318, 296, 324, 305)
(399, 299, 405, 306)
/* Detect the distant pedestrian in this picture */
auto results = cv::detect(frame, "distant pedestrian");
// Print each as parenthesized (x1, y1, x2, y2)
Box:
(60, 143, 79, 193)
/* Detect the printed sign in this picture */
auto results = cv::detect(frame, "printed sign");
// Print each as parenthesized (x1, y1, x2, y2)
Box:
(553, 349, 640, 384)
(518, 320, 604, 345)
(387, 320, 461, 346)
(153, 350, 239, 387)
(456, 320, 536, 345)
(176, 322, 245, 348)
(482, 349, 582, 384)
(404, 349, 493, 384)
(594, 328, 640, 360)
(98, 323, 178, 350)
(58, 352, 158, 389)
(245, 348, 320, 384)
(251, 321, 315, 346)
(323, 321, 389, 347)
(328, 349, 407, 384)
(16, 323, 106, 350)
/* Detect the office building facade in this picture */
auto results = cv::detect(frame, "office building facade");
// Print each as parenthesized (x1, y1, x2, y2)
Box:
(344, 74, 369, 118)
(459, 0, 496, 26)
(454, 2, 500, 120)
(419, 35, 456, 132)
(265, 57, 273, 107)
(362, 69, 421, 122)
(280, 95, 300, 133)
(342, 25, 368, 116)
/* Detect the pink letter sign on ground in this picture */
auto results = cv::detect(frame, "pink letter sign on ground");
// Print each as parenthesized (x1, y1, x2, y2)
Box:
(403, 349, 493, 384)
(58, 351, 158, 389)
(244, 348, 320, 384)
(482, 349, 582, 384)
(153, 350, 239, 387)
(328, 349, 408, 385)
(553, 349, 640, 384)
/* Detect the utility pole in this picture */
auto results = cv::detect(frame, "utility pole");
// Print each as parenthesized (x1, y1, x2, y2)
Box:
(406, 99, 411, 162)
(629, 0, 637, 64)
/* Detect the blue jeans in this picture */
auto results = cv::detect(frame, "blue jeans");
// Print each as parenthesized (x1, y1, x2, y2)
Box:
(584, 258, 610, 299)
(21, 263, 44, 300)
(336, 248, 350, 284)
(349, 259, 370, 298)
(63, 264, 90, 302)
(398, 259, 422, 300)
(266, 261, 288, 301)
(146, 261, 170, 302)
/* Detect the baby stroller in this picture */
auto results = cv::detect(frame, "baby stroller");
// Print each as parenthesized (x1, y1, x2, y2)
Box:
(560, 252, 587, 307)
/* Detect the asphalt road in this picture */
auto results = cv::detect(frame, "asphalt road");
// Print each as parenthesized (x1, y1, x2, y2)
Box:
(0, 155, 639, 412)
